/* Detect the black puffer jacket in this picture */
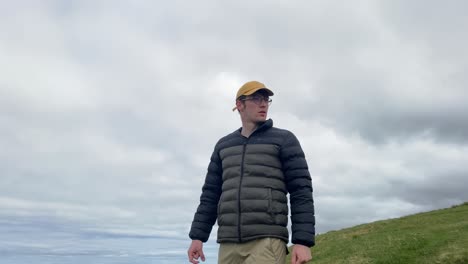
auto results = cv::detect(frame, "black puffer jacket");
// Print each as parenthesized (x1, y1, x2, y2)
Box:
(189, 119, 315, 247)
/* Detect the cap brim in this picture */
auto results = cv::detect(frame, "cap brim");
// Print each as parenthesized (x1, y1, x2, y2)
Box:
(243, 88, 274, 96)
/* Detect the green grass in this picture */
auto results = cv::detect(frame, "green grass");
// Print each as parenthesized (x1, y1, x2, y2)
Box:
(287, 202, 468, 264)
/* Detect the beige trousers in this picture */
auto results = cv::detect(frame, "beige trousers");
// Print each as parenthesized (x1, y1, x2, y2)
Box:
(218, 237, 287, 264)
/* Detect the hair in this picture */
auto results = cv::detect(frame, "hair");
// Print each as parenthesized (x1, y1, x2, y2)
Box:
(237, 95, 247, 101)
(236, 95, 247, 113)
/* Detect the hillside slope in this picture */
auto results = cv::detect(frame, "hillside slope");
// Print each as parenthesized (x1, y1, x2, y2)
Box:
(288, 203, 468, 264)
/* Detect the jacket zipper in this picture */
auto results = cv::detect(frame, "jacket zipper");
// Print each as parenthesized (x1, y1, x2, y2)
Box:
(238, 140, 248, 242)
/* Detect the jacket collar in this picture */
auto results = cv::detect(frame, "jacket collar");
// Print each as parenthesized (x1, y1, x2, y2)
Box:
(236, 119, 273, 137)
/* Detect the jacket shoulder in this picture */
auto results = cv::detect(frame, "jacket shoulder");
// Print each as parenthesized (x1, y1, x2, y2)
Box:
(268, 126, 297, 142)
(269, 126, 293, 135)
(214, 130, 242, 150)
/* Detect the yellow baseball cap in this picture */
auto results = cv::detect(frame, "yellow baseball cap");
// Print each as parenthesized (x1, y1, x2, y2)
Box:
(232, 81, 274, 111)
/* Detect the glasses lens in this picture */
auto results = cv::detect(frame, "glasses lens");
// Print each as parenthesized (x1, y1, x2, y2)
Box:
(243, 96, 271, 105)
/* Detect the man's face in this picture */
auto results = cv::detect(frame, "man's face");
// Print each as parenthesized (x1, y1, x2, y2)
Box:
(237, 90, 271, 124)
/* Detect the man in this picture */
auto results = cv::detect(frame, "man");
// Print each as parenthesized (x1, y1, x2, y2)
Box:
(188, 81, 315, 264)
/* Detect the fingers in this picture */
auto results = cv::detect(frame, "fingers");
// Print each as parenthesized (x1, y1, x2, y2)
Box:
(291, 251, 297, 264)
(188, 249, 199, 264)
(291, 251, 310, 264)
(189, 259, 198, 264)
(188, 250, 204, 264)
(200, 249, 205, 261)
(188, 253, 200, 264)
(297, 256, 309, 264)
(187, 241, 205, 263)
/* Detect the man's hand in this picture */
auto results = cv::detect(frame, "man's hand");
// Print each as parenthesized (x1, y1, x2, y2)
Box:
(291, 244, 312, 264)
(188, 240, 205, 263)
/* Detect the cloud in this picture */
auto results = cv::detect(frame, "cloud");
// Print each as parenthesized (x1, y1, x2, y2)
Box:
(276, 113, 468, 231)
(276, 0, 468, 145)
(0, 2, 467, 254)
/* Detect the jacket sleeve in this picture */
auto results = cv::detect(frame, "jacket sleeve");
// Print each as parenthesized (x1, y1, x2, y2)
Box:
(280, 131, 315, 247)
(189, 145, 223, 242)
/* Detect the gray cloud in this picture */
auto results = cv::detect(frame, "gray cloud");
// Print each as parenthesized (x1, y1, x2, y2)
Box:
(1, 1, 467, 250)
(278, 0, 468, 144)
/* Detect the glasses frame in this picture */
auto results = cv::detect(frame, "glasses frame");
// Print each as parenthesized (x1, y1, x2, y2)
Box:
(240, 96, 272, 106)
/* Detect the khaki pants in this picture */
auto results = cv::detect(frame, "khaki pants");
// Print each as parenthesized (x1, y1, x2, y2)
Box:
(218, 238, 287, 264)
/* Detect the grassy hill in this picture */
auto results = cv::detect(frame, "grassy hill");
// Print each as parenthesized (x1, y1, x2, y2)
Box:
(287, 202, 468, 264)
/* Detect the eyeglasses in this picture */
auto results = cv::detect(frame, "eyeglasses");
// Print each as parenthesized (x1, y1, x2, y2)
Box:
(241, 96, 272, 106)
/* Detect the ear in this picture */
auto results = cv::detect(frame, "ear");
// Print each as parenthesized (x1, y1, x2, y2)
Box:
(236, 100, 244, 111)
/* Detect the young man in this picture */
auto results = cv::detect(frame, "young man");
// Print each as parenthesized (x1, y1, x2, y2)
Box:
(188, 81, 315, 264)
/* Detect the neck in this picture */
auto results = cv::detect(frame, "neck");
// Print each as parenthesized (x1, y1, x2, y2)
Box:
(241, 121, 260, 138)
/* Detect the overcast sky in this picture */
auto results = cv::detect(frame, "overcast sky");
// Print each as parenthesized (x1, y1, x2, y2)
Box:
(1, 0, 467, 250)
